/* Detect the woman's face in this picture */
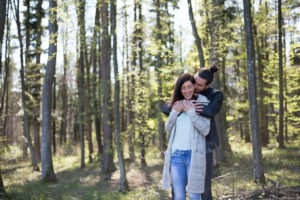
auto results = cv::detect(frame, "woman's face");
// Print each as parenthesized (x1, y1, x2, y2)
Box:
(181, 80, 194, 100)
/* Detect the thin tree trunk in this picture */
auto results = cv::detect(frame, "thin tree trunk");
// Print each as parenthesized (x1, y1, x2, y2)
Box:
(52, 69, 56, 155)
(138, 0, 146, 167)
(91, 1, 102, 156)
(0, 6, 8, 185)
(111, 0, 129, 191)
(101, 0, 114, 179)
(155, 0, 166, 158)
(60, 41, 68, 145)
(278, 0, 284, 148)
(78, 0, 85, 169)
(41, 0, 58, 183)
(208, 0, 226, 163)
(243, 0, 265, 184)
(0, 167, 6, 197)
(33, 0, 43, 162)
(0, 0, 7, 73)
(254, 24, 269, 147)
(187, 0, 205, 68)
(13, 0, 38, 171)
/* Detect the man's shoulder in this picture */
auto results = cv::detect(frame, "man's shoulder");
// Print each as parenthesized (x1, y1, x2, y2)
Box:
(207, 87, 223, 97)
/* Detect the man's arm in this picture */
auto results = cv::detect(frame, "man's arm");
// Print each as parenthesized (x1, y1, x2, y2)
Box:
(197, 91, 223, 118)
(162, 103, 171, 116)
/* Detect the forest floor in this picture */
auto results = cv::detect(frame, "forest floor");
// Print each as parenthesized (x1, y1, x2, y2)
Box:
(1, 135, 300, 200)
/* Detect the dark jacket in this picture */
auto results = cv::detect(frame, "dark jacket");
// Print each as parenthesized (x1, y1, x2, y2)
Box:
(162, 87, 223, 152)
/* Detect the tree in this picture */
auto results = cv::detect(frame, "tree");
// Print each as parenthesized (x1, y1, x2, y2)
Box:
(91, 0, 103, 156)
(278, 0, 284, 148)
(154, 0, 166, 157)
(77, 0, 85, 169)
(0, 0, 7, 72)
(12, 0, 39, 170)
(187, 0, 205, 68)
(41, 0, 58, 182)
(243, 0, 265, 184)
(101, 0, 114, 179)
(111, 0, 129, 192)
(0, 167, 6, 197)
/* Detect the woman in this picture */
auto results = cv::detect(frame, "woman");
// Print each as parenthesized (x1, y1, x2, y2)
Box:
(162, 73, 210, 200)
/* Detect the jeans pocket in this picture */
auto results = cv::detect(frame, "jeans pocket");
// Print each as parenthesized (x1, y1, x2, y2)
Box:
(171, 150, 178, 158)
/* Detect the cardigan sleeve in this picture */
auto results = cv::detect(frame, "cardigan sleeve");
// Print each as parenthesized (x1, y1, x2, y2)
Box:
(165, 109, 179, 134)
(187, 108, 210, 137)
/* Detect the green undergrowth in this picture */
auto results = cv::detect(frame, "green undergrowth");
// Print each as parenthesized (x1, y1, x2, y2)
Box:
(1, 136, 299, 200)
(212, 135, 300, 199)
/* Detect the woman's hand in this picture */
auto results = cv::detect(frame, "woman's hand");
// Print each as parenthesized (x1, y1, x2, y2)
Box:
(182, 100, 194, 112)
(172, 101, 183, 112)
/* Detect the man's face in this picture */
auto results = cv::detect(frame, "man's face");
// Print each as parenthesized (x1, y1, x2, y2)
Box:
(194, 76, 209, 93)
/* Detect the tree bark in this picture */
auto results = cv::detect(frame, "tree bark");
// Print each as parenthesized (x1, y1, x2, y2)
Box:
(52, 69, 56, 155)
(41, 0, 58, 182)
(91, 0, 102, 156)
(0, 0, 7, 73)
(101, 0, 114, 179)
(253, 23, 269, 147)
(13, 0, 38, 170)
(111, 0, 129, 191)
(208, 0, 228, 163)
(155, 0, 166, 157)
(187, 0, 205, 68)
(0, 167, 6, 197)
(77, 0, 85, 168)
(137, 0, 146, 167)
(243, 0, 265, 184)
(278, 0, 284, 148)
(60, 17, 68, 145)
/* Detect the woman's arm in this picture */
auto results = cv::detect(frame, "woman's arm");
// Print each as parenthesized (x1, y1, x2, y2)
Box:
(165, 109, 179, 134)
(186, 108, 210, 137)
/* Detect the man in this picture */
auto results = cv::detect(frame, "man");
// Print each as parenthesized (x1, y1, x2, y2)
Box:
(162, 64, 223, 200)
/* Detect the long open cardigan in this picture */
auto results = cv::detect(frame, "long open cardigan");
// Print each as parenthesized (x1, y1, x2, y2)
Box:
(162, 94, 210, 193)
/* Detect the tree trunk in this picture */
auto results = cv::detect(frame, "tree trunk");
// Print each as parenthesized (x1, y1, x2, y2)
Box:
(187, 0, 205, 68)
(155, 0, 166, 157)
(33, 0, 43, 163)
(278, 0, 284, 148)
(13, 0, 38, 170)
(77, 0, 85, 169)
(60, 39, 68, 145)
(33, 120, 41, 162)
(101, 0, 114, 179)
(111, 0, 129, 191)
(52, 69, 56, 155)
(137, 0, 146, 167)
(41, 0, 58, 182)
(91, 1, 102, 156)
(0, 0, 7, 73)
(253, 24, 269, 147)
(0, 167, 6, 197)
(208, 0, 227, 163)
(243, 0, 265, 184)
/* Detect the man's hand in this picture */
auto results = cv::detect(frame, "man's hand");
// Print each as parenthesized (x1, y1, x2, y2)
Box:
(182, 100, 195, 112)
(191, 100, 204, 114)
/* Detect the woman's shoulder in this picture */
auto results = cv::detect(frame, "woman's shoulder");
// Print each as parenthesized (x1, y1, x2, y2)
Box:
(195, 94, 210, 103)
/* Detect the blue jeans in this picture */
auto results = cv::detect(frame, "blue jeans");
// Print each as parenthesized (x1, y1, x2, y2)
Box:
(171, 150, 202, 200)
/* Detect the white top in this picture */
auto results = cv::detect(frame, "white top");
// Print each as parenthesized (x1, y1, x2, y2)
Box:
(171, 112, 192, 153)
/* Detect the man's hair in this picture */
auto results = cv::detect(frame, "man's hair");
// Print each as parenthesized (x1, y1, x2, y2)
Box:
(195, 64, 219, 85)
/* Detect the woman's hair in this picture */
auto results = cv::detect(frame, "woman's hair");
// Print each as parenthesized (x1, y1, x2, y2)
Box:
(169, 73, 196, 107)
(196, 64, 219, 85)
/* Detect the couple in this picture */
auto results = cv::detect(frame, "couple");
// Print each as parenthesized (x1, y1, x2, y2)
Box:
(162, 65, 223, 200)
